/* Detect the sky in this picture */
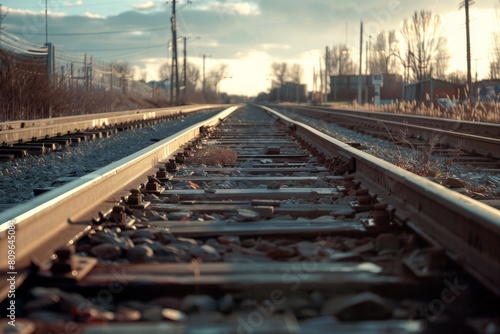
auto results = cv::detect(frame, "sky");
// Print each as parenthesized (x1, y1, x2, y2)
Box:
(0, 0, 498, 96)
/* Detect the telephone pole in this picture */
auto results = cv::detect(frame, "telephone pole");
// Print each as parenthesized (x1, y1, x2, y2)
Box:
(183, 36, 187, 103)
(324, 46, 329, 103)
(202, 54, 210, 96)
(0, 4, 3, 48)
(460, 0, 474, 98)
(45, 0, 48, 44)
(358, 21, 363, 105)
(170, 0, 180, 105)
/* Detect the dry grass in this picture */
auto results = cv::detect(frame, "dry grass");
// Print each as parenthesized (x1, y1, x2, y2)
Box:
(0, 50, 171, 121)
(189, 146, 238, 166)
(352, 97, 500, 123)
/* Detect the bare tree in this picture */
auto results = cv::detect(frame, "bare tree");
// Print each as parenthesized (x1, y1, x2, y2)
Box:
(113, 62, 135, 78)
(139, 69, 147, 82)
(158, 61, 172, 83)
(270, 62, 288, 87)
(208, 63, 229, 93)
(490, 32, 500, 79)
(401, 10, 449, 81)
(289, 63, 303, 83)
(328, 44, 356, 76)
(447, 70, 468, 84)
(186, 62, 200, 91)
(369, 30, 400, 74)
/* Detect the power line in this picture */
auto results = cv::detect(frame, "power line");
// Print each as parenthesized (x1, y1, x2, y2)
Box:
(9, 25, 170, 36)
(64, 43, 168, 52)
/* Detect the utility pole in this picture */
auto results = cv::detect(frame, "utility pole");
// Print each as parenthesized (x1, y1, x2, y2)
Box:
(319, 59, 323, 104)
(460, 0, 474, 98)
(202, 54, 210, 96)
(365, 37, 369, 103)
(475, 58, 478, 82)
(0, 4, 3, 48)
(358, 21, 363, 105)
(183, 36, 187, 103)
(110, 64, 113, 92)
(170, 0, 180, 105)
(325, 46, 329, 103)
(312, 66, 316, 100)
(45, 0, 48, 44)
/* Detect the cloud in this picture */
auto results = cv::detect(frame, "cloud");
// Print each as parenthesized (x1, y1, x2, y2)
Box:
(4, 7, 66, 18)
(83, 11, 105, 19)
(2, 0, 497, 96)
(64, 1, 84, 6)
(194, 1, 260, 16)
(135, 1, 156, 11)
(260, 43, 291, 51)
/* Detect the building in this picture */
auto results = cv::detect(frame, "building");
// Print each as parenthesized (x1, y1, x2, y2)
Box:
(474, 80, 500, 102)
(329, 74, 403, 103)
(402, 79, 466, 105)
(269, 82, 307, 102)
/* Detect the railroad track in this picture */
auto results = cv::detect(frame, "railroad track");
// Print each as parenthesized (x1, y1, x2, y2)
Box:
(1, 104, 499, 333)
(284, 105, 500, 167)
(0, 105, 226, 161)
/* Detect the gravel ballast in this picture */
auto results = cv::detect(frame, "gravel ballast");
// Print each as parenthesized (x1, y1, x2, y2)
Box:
(278, 107, 500, 199)
(0, 110, 221, 204)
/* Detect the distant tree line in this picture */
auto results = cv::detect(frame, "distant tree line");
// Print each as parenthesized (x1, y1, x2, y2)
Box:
(156, 60, 232, 104)
(310, 9, 500, 85)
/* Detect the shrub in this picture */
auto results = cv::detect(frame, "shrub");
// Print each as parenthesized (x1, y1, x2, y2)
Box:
(189, 146, 238, 166)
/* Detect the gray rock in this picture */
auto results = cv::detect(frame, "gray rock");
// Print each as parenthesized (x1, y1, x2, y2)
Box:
(321, 292, 392, 321)
(115, 306, 141, 321)
(181, 295, 217, 313)
(162, 308, 188, 322)
(141, 305, 164, 321)
(228, 209, 261, 222)
(127, 245, 154, 263)
(153, 231, 177, 244)
(91, 243, 121, 261)
(168, 210, 192, 220)
(190, 245, 222, 262)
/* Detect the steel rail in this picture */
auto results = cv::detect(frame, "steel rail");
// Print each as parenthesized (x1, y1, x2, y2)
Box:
(0, 104, 228, 144)
(0, 105, 241, 270)
(293, 105, 500, 137)
(283, 105, 500, 160)
(258, 104, 500, 296)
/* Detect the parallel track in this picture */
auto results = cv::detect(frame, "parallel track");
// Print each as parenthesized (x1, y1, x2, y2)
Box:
(0, 104, 227, 145)
(1, 105, 499, 333)
(286, 105, 500, 162)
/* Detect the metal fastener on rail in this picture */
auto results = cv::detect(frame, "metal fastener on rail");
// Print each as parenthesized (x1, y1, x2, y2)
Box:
(50, 245, 75, 274)
(124, 189, 150, 209)
(166, 159, 178, 173)
(342, 175, 356, 192)
(183, 148, 192, 157)
(176, 152, 186, 163)
(109, 205, 127, 225)
(145, 175, 165, 195)
(156, 167, 173, 182)
(372, 203, 392, 225)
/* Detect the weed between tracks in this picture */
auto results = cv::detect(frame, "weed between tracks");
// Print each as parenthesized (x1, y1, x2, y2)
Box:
(189, 146, 238, 166)
(280, 109, 498, 199)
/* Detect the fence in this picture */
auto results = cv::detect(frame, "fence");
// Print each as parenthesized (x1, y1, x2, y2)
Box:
(0, 29, 165, 100)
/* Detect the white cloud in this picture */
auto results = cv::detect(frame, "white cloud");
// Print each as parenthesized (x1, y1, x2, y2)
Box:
(260, 43, 291, 51)
(135, 1, 155, 11)
(83, 11, 104, 19)
(195, 1, 260, 16)
(63, 1, 83, 6)
(4, 7, 66, 17)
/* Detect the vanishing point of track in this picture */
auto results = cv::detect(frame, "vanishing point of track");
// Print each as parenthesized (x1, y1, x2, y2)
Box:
(1, 104, 499, 333)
